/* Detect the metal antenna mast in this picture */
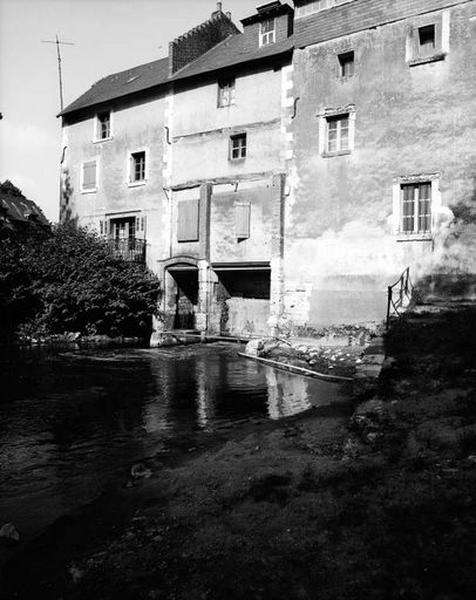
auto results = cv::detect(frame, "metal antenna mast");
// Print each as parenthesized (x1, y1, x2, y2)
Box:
(41, 35, 75, 111)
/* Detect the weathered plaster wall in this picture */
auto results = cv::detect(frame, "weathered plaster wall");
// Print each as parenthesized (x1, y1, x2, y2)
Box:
(171, 65, 286, 187)
(210, 180, 273, 264)
(285, 1, 476, 328)
(61, 91, 169, 270)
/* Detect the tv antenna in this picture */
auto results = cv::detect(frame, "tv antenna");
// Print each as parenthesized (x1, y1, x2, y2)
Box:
(41, 34, 75, 111)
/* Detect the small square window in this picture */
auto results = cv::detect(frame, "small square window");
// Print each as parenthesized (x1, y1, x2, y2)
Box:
(326, 114, 349, 153)
(96, 111, 111, 140)
(81, 160, 97, 191)
(229, 134, 247, 160)
(218, 78, 235, 107)
(418, 24, 435, 53)
(130, 151, 146, 183)
(400, 182, 432, 234)
(259, 18, 275, 46)
(338, 51, 354, 77)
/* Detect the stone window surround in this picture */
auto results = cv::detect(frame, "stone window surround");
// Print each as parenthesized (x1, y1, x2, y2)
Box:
(406, 10, 450, 67)
(392, 173, 442, 242)
(80, 157, 99, 194)
(318, 104, 356, 158)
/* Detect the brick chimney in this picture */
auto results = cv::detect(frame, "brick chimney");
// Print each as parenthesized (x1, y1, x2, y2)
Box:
(169, 4, 239, 75)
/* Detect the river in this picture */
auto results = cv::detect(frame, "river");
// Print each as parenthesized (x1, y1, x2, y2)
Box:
(0, 342, 350, 567)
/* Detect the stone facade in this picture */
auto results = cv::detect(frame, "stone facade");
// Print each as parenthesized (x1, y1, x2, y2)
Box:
(60, 0, 476, 341)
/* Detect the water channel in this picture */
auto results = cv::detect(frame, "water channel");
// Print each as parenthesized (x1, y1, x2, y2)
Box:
(0, 342, 351, 567)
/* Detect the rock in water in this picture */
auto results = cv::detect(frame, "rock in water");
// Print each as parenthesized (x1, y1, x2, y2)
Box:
(0, 522, 20, 546)
(245, 339, 264, 357)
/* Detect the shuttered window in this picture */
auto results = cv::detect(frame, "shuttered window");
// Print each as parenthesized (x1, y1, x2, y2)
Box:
(82, 160, 97, 191)
(177, 199, 199, 242)
(235, 202, 251, 239)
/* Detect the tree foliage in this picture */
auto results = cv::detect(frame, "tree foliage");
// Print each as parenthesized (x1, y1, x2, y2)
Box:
(0, 223, 161, 341)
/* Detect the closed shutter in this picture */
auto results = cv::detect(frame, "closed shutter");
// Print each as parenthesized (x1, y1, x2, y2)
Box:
(82, 161, 97, 189)
(235, 202, 251, 239)
(177, 199, 199, 242)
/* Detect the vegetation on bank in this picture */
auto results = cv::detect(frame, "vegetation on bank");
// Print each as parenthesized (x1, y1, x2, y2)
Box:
(0, 221, 161, 342)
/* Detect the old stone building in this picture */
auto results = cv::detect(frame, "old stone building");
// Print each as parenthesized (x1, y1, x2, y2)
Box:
(59, 0, 476, 340)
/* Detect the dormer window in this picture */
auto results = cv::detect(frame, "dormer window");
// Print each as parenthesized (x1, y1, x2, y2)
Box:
(259, 17, 276, 46)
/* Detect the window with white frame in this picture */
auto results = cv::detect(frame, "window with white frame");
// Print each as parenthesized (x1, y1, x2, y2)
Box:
(407, 15, 447, 65)
(96, 111, 111, 140)
(259, 18, 275, 46)
(229, 133, 247, 160)
(400, 182, 432, 234)
(218, 78, 236, 107)
(129, 150, 146, 184)
(326, 114, 349, 153)
(81, 160, 97, 192)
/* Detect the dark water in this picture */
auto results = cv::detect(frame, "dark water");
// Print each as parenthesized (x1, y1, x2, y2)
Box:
(0, 343, 350, 565)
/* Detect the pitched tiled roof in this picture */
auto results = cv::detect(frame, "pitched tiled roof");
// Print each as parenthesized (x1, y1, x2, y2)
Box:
(60, 34, 293, 116)
(59, 57, 170, 117)
(0, 192, 49, 227)
(170, 34, 293, 82)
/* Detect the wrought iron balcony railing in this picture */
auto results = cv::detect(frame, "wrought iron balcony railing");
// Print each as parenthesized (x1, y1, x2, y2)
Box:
(108, 238, 146, 263)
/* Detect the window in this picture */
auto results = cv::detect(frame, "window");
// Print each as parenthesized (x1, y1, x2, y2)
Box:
(218, 78, 236, 107)
(229, 134, 247, 160)
(96, 111, 111, 140)
(177, 199, 200, 242)
(418, 24, 435, 54)
(326, 114, 349, 153)
(235, 202, 251, 240)
(338, 51, 354, 77)
(407, 17, 447, 66)
(81, 160, 97, 192)
(259, 18, 275, 46)
(400, 182, 432, 234)
(129, 151, 146, 184)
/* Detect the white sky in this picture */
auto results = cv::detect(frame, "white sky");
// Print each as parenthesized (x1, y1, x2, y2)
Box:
(0, 0, 262, 222)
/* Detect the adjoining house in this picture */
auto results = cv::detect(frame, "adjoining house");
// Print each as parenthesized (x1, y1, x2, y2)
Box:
(59, 0, 476, 340)
(0, 180, 49, 234)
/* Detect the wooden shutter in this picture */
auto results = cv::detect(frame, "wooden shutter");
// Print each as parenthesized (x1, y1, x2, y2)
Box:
(82, 161, 96, 189)
(235, 202, 251, 239)
(177, 199, 199, 242)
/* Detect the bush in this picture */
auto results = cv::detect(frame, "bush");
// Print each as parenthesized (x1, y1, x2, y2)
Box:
(0, 223, 161, 341)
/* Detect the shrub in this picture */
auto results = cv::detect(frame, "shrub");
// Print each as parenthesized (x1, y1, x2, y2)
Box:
(0, 223, 161, 341)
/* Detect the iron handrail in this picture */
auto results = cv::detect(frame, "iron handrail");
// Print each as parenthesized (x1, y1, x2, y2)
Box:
(386, 267, 413, 328)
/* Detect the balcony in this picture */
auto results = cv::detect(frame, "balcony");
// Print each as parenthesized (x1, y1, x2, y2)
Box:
(108, 238, 146, 263)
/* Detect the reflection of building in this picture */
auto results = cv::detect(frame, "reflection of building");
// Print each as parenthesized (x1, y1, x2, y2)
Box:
(60, 0, 476, 339)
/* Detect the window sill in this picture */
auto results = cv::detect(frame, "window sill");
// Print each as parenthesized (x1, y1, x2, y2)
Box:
(229, 158, 246, 164)
(408, 52, 446, 67)
(322, 149, 351, 158)
(177, 239, 199, 244)
(80, 188, 97, 194)
(396, 233, 433, 242)
(338, 75, 354, 82)
(218, 104, 236, 109)
(93, 136, 113, 144)
(128, 180, 147, 188)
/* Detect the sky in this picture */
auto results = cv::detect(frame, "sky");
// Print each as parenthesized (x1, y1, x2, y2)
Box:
(0, 0, 262, 222)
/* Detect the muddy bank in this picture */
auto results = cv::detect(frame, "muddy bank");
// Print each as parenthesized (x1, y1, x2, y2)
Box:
(2, 304, 476, 600)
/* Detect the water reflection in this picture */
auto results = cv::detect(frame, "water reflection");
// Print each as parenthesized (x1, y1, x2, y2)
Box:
(0, 343, 349, 563)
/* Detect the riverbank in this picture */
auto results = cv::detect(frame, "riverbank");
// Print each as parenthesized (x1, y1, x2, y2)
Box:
(2, 302, 476, 600)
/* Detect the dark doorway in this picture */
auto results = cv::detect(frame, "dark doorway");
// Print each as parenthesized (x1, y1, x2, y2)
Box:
(169, 268, 199, 330)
